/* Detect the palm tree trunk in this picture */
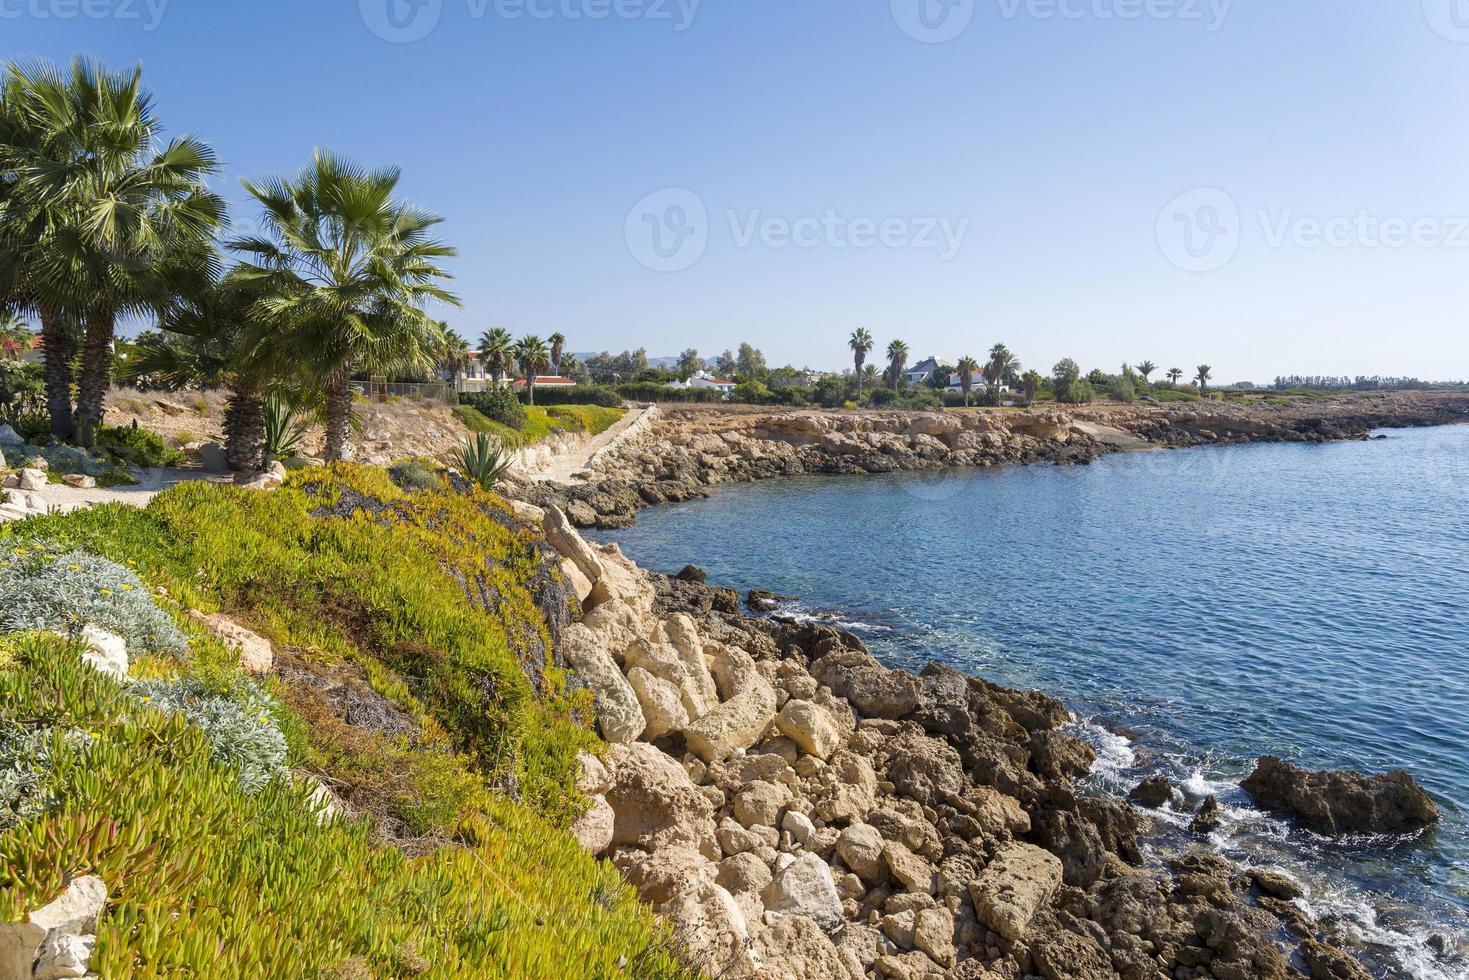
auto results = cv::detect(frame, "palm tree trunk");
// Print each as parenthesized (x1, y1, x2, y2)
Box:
(39, 307, 75, 440)
(526, 374, 536, 406)
(324, 365, 353, 462)
(223, 387, 265, 472)
(74, 308, 115, 448)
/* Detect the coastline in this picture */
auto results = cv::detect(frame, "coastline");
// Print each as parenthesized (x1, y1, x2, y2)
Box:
(512, 391, 1469, 529)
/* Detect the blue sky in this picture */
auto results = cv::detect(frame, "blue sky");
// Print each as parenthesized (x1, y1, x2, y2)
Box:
(7, 0, 1469, 381)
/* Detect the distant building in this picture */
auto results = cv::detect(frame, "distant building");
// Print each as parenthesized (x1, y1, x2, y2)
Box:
(440, 351, 492, 391)
(511, 375, 577, 391)
(946, 372, 1008, 395)
(670, 370, 736, 396)
(906, 357, 941, 386)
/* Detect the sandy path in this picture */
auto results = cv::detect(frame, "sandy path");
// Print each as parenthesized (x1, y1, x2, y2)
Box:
(529, 405, 656, 486)
(26, 468, 226, 514)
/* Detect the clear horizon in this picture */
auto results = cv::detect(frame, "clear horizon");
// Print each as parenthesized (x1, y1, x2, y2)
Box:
(8, 1, 1469, 382)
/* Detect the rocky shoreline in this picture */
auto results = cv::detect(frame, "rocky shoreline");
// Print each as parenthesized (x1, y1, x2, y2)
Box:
(513, 392, 1469, 529)
(520, 500, 1435, 980)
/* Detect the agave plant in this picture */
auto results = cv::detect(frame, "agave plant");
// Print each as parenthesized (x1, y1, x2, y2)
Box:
(261, 395, 309, 465)
(458, 432, 511, 490)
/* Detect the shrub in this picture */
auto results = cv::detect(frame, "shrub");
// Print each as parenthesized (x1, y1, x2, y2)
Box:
(388, 458, 441, 492)
(464, 386, 527, 430)
(261, 396, 310, 463)
(0, 361, 43, 423)
(95, 424, 186, 468)
(130, 675, 289, 794)
(732, 380, 771, 404)
(0, 547, 187, 654)
(522, 385, 623, 408)
(613, 381, 723, 404)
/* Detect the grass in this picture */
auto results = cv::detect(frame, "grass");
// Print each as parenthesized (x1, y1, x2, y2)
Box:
(453, 403, 625, 448)
(0, 468, 694, 978)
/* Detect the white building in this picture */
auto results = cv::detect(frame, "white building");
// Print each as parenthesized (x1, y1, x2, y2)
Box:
(670, 370, 736, 396)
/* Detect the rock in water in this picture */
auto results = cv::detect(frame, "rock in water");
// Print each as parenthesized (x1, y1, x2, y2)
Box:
(1190, 795, 1221, 834)
(1128, 775, 1175, 808)
(1241, 756, 1439, 836)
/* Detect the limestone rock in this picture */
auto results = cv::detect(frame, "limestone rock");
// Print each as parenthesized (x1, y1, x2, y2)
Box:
(0, 875, 106, 980)
(734, 780, 789, 829)
(683, 675, 777, 763)
(883, 842, 936, 895)
(77, 626, 127, 680)
(1241, 756, 1440, 835)
(775, 699, 842, 760)
(187, 610, 274, 673)
(18, 467, 46, 492)
(1128, 775, 1175, 808)
(560, 624, 645, 744)
(967, 842, 1063, 941)
(884, 731, 965, 806)
(912, 907, 955, 968)
(663, 881, 752, 976)
(627, 666, 689, 740)
(573, 795, 615, 855)
(60, 473, 95, 489)
(751, 914, 857, 980)
(761, 852, 843, 932)
(605, 742, 716, 853)
(835, 823, 887, 884)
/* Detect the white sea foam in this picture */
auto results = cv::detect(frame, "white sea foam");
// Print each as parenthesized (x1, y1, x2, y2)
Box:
(1297, 888, 1463, 980)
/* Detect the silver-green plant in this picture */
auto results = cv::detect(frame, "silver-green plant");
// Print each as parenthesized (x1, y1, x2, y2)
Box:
(0, 548, 187, 654)
(458, 433, 511, 490)
(128, 676, 289, 794)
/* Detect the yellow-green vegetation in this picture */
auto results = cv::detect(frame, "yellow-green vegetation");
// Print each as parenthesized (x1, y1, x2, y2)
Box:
(454, 403, 624, 448)
(0, 468, 695, 978)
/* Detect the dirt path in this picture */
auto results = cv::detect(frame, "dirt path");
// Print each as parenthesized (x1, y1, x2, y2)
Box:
(27, 468, 225, 514)
(528, 405, 657, 486)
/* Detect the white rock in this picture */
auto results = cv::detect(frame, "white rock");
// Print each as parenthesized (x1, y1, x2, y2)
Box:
(33, 931, 95, 979)
(626, 666, 688, 740)
(561, 625, 645, 744)
(682, 676, 777, 763)
(0, 875, 106, 979)
(760, 852, 844, 933)
(302, 776, 341, 825)
(61, 474, 95, 489)
(78, 626, 127, 680)
(18, 467, 46, 491)
(782, 809, 816, 846)
(572, 794, 615, 855)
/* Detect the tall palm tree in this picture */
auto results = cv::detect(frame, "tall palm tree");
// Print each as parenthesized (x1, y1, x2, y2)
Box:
(987, 343, 1019, 402)
(439, 327, 472, 386)
(885, 339, 909, 390)
(230, 150, 457, 462)
(1195, 364, 1213, 396)
(478, 327, 514, 385)
(548, 331, 566, 374)
(1021, 369, 1043, 405)
(1136, 360, 1157, 382)
(861, 363, 878, 395)
(514, 334, 551, 406)
(1167, 367, 1184, 385)
(0, 58, 224, 444)
(849, 328, 874, 399)
(955, 355, 979, 407)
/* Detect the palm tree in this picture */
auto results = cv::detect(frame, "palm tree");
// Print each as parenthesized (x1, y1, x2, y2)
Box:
(1167, 367, 1184, 385)
(0, 59, 224, 444)
(1021, 369, 1043, 405)
(861, 363, 879, 395)
(849, 328, 874, 398)
(1136, 360, 1157, 382)
(987, 343, 1020, 402)
(230, 150, 457, 462)
(885, 339, 909, 389)
(126, 274, 283, 471)
(514, 334, 551, 405)
(439, 328, 472, 387)
(548, 332, 566, 374)
(478, 327, 514, 386)
(1195, 364, 1213, 396)
(955, 355, 979, 407)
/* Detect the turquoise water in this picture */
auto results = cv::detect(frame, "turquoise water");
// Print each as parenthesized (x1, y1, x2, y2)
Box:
(596, 425, 1469, 978)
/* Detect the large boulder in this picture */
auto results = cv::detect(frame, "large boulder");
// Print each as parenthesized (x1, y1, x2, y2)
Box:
(683, 676, 777, 762)
(560, 625, 645, 744)
(761, 853, 844, 932)
(626, 667, 689, 740)
(604, 742, 716, 853)
(966, 842, 1063, 941)
(1241, 756, 1440, 835)
(884, 731, 965, 806)
(835, 823, 887, 884)
(775, 699, 843, 760)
